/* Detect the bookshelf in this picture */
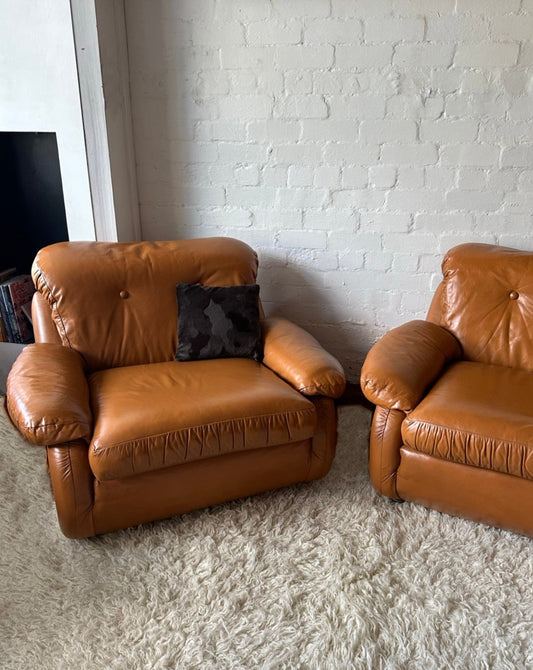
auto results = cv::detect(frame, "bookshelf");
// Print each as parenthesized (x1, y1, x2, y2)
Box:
(0, 132, 69, 348)
(0, 131, 71, 383)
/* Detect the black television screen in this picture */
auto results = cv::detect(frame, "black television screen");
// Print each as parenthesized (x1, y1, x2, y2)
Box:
(0, 131, 69, 275)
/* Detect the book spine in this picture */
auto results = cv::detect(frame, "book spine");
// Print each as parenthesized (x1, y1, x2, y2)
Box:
(0, 287, 13, 342)
(0, 285, 20, 343)
(8, 278, 34, 343)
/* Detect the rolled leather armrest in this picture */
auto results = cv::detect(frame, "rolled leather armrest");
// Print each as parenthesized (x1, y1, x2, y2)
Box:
(261, 316, 346, 398)
(360, 320, 462, 412)
(6, 343, 92, 445)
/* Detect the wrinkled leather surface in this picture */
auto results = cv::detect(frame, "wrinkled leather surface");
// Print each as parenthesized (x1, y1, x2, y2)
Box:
(32, 237, 259, 372)
(47, 441, 95, 538)
(262, 316, 346, 398)
(6, 343, 92, 445)
(369, 406, 405, 499)
(46, 400, 337, 537)
(403, 361, 533, 481)
(32, 292, 62, 344)
(441, 243, 533, 371)
(306, 396, 338, 480)
(361, 320, 461, 411)
(397, 448, 533, 537)
(88, 358, 316, 480)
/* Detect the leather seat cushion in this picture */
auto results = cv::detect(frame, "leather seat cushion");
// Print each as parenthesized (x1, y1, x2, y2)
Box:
(402, 361, 533, 481)
(88, 358, 317, 480)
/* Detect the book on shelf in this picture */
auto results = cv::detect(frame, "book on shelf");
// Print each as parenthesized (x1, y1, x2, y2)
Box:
(0, 272, 36, 344)
(0, 268, 15, 343)
(0, 286, 15, 342)
(0, 312, 7, 342)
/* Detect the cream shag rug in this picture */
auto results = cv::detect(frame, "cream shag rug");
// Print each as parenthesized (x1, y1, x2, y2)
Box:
(1, 405, 532, 670)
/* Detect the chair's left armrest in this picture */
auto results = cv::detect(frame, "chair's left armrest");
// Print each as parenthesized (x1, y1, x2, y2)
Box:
(6, 343, 92, 445)
(261, 317, 346, 398)
(361, 320, 462, 412)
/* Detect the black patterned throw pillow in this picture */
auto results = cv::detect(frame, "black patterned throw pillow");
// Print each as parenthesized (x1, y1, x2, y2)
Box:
(175, 282, 263, 362)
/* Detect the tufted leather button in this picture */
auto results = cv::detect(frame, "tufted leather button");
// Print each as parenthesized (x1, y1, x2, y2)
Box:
(509, 290, 519, 300)
(120, 290, 130, 299)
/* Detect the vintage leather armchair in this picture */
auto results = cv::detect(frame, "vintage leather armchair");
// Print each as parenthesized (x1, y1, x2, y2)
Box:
(361, 243, 533, 537)
(6, 237, 345, 537)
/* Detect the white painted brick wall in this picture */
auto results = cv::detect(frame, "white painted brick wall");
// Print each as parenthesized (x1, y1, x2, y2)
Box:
(126, 0, 533, 380)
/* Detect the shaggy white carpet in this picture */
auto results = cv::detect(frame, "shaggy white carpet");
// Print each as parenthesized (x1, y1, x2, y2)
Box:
(1, 404, 532, 670)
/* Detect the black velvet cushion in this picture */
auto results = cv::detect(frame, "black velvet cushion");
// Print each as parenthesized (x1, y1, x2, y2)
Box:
(175, 282, 263, 362)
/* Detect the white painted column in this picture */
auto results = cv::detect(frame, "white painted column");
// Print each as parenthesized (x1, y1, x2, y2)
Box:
(70, 0, 141, 242)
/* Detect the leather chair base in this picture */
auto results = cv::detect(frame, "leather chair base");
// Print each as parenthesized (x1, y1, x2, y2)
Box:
(47, 397, 337, 538)
(396, 447, 533, 537)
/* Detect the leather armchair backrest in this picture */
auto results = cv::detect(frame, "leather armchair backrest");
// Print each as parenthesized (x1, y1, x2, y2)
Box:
(434, 242, 533, 371)
(32, 237, 258, 372)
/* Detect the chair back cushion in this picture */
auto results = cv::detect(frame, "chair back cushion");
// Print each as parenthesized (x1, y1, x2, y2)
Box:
(32, 237, 258, 371)
(439, 243, 533, 371)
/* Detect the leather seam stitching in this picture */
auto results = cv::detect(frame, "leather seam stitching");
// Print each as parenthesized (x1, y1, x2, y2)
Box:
(23, 420, 90, 430)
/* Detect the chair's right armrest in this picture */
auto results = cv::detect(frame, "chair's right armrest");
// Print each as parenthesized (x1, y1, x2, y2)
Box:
(360, 320, 461, 412)
(6, 343, 92, 446)
(261, 316, 346, 398)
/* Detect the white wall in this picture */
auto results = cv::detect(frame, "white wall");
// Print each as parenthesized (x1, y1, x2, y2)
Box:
(0, 0, 95, 240)
(125, 0, 533, 380)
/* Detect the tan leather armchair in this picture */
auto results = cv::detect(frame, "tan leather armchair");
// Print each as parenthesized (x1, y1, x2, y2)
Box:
(361, 243, 533, 537)
(6, 237, 345, 537)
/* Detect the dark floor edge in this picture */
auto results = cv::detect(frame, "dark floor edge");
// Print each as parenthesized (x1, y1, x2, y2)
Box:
(335, 382, 374, 409)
